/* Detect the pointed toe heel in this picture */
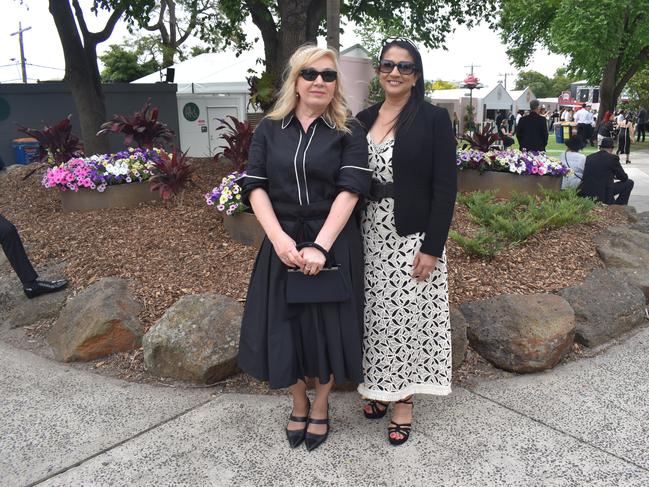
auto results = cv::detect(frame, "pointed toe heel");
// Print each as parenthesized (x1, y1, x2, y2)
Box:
(304, 416, 329, 451)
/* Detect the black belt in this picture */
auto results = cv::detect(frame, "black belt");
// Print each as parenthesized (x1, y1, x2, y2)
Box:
(272, 200, 333, 242)
(368, 180, 394, 201)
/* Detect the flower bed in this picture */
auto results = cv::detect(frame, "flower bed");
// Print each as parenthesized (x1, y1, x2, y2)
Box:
(457, 148, 569, 177)
(42, 147, 165, 192)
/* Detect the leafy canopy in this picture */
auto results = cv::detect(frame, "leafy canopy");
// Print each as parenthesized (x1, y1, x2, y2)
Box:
(498, 0, 649, 83)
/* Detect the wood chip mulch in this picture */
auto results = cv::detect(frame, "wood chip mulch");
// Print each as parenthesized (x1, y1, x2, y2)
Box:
(0, 161, 631, 390)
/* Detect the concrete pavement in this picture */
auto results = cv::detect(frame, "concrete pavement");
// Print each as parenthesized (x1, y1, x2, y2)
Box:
(3, 325, 649, 487)
(626, 147, 649, 212)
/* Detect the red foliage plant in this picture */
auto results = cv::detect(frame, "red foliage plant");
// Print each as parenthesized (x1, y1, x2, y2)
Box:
(149, 148, 194, 202)
(98, 99, 175, 150)
(17, 115, 84, 165)
(214, 116, 253, 172)
(459, 123, 500, 152)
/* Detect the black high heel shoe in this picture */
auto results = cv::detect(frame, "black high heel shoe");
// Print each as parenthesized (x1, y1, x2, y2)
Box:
(388, 396, 413, 446)
(285, 397, 310, 448)
(363, 400, 389, 419)
(305, 407, 329, 451)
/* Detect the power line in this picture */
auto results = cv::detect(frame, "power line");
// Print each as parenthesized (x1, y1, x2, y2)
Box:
(25, 63, 65, 71)
(10, 22, 32, 83)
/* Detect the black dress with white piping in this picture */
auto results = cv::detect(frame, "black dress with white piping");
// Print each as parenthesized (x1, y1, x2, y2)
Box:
(237, 115, 372, 389)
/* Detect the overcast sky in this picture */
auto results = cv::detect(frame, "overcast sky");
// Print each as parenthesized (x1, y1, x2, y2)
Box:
(1, 1, 568, 89)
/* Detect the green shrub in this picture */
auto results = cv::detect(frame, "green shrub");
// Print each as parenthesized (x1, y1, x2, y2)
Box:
(452, 188, 599, 259)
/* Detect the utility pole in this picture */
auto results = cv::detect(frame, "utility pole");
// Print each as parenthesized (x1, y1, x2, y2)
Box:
(499, 72, 514, 90)
(464, 64, 481, 76)
(326, 0, 340, 53)
(10, 22, 32, 83)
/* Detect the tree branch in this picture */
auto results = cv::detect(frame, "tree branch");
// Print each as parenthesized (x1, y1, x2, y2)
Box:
(177, 0, 200, 45)
(71, 0, 90, 40)
(306, 0, 326, 41)
(144, 0, 166, 32)
(615, 45, 649, 95)
(91, 6, 126, 44)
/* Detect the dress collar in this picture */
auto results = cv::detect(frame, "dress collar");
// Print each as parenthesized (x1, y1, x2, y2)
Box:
(281, 112, 336, 130)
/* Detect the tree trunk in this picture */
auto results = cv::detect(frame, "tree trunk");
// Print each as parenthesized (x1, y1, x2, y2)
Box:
(49, 0, 111, 156)
(597, 58, 620, 123)
(326, 0, 340, 52)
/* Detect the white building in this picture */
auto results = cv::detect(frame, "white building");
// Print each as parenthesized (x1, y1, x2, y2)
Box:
(508, 87, 536, 113)
(430, 83, 515, 132)
(133, 47, 374, 157)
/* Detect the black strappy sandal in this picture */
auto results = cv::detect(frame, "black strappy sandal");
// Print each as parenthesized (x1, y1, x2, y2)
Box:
(363, 400, 389, 419)
(388, 396, 413, 446)
(285, 397, 310, 448)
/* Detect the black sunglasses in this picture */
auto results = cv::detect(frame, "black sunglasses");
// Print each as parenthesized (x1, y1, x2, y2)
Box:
(299, 68, 337, 83)
(378, 60, 418, 75)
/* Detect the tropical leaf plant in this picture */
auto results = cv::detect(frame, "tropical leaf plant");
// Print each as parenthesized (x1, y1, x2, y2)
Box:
(214, 116, 253, 172)
(149, 147, 194, 204)
(247, 71, 276, 113)
(459, 123, 500, 152)
(17, 115, 84, 165)
(97, 99, 175, 150)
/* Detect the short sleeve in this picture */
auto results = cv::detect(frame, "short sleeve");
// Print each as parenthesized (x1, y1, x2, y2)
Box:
(336, 118, 372, 198)
(239, 118, 270, 206)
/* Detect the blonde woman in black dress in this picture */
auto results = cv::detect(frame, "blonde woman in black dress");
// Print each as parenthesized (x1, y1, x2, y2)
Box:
(238, 45, 371, 451)
(356, 38, 457, 446)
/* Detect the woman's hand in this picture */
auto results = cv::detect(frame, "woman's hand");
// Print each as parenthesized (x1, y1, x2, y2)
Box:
(299, 247, 327, 275)
(411, 251, 438, 282)
(271, 232, 304, 268)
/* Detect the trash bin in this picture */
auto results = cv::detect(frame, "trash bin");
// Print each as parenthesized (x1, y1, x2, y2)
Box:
(12, 137, 40, 165)
(554, 123, 564, 144)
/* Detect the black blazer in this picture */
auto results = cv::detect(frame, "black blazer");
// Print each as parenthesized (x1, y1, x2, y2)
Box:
(515, 112, 548, 151)
(356, 101, 457, 257)
(579, 150, 628, 203)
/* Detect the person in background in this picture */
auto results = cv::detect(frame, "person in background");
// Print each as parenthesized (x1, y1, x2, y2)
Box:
(550, 108, 560, 130)
(636, 106, 646, 142)
(560, 135, 586, 190)
(237, 45, 371, 452)
(0, 214, 68, 298)
(616, 109, 626, 125)
(561, 107, 573, 122)
(516, 110, 523, 127)
(574, 104, 591, 145)
(579, 137, 633, 205)
(499, 119, 515, 148)
(515, 99, 548, 152)
(616, 116, 634, 164)
(508, 111, 516, 133)
(453, 112, 459, 136)
(597, 117, 615, 145)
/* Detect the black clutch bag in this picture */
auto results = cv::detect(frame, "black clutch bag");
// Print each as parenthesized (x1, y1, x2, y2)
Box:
(285, 242, 351, 304)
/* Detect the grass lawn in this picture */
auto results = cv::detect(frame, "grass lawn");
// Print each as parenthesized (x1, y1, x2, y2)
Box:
(514, 137, 649, 156)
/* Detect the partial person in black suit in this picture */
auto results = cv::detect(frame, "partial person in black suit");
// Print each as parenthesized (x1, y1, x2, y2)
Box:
(578, 137, 634, 205)
(0, 213, 68, 298)
(515, 99, 548, 151)
(637, 107, 646, 142)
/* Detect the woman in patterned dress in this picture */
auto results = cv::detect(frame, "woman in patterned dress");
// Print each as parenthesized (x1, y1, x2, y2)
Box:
(356, 38, 457, 446)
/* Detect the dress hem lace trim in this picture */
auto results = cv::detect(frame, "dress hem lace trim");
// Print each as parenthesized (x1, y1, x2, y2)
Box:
(357, 383, 452, 401)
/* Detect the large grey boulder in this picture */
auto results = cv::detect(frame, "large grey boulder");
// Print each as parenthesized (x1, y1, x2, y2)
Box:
(143, 293, 242, 384)
(450, 306, 468, 370)
(630, 211, 649, 234)
(559, 269, 646, 347)
(461, 294, 575, 373)
(47, 278, 143, 362)
(0, 264, 71, 329)
(595, 226, 649, 300)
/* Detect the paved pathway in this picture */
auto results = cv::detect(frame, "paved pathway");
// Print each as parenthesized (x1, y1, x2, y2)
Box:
(627, 148, 649, 212)
(2, 325, 649, 487)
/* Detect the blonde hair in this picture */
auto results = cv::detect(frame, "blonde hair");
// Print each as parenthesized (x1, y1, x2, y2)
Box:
(267, 44, 350, 133)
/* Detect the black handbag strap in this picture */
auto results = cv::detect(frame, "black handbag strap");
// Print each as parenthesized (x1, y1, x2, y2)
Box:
(295, 242, 336, 268)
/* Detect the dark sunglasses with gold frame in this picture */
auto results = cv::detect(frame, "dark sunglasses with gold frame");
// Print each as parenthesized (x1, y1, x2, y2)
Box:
(299, 68, 338, 83)
(377, 60, 418, 75)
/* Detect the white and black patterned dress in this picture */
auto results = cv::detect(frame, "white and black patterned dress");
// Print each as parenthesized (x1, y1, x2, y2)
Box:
(357, 137, 452, 401)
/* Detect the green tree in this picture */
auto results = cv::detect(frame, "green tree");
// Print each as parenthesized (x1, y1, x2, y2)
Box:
(213, 0, 497, 87)
(49, 0, 158, 155)
(100, 43, 160, 82)
(549, 67, 577, 97)
(628, 67, 649, 109)
(497, 0, 649, 120)
(141, 0, 220, 67)
(514, 70, 552, 98)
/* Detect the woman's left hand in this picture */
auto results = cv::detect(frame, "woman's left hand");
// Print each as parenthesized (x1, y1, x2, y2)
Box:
(411, 251, 438, 282)
(299, 247, 327, 275)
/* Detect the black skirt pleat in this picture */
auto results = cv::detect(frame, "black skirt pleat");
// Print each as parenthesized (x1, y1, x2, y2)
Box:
(237, 216, 364, 389)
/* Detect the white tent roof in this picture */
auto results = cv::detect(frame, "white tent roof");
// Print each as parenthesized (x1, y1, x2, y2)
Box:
(429, 88, 470, 101)
(132, 50, 264, 93)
